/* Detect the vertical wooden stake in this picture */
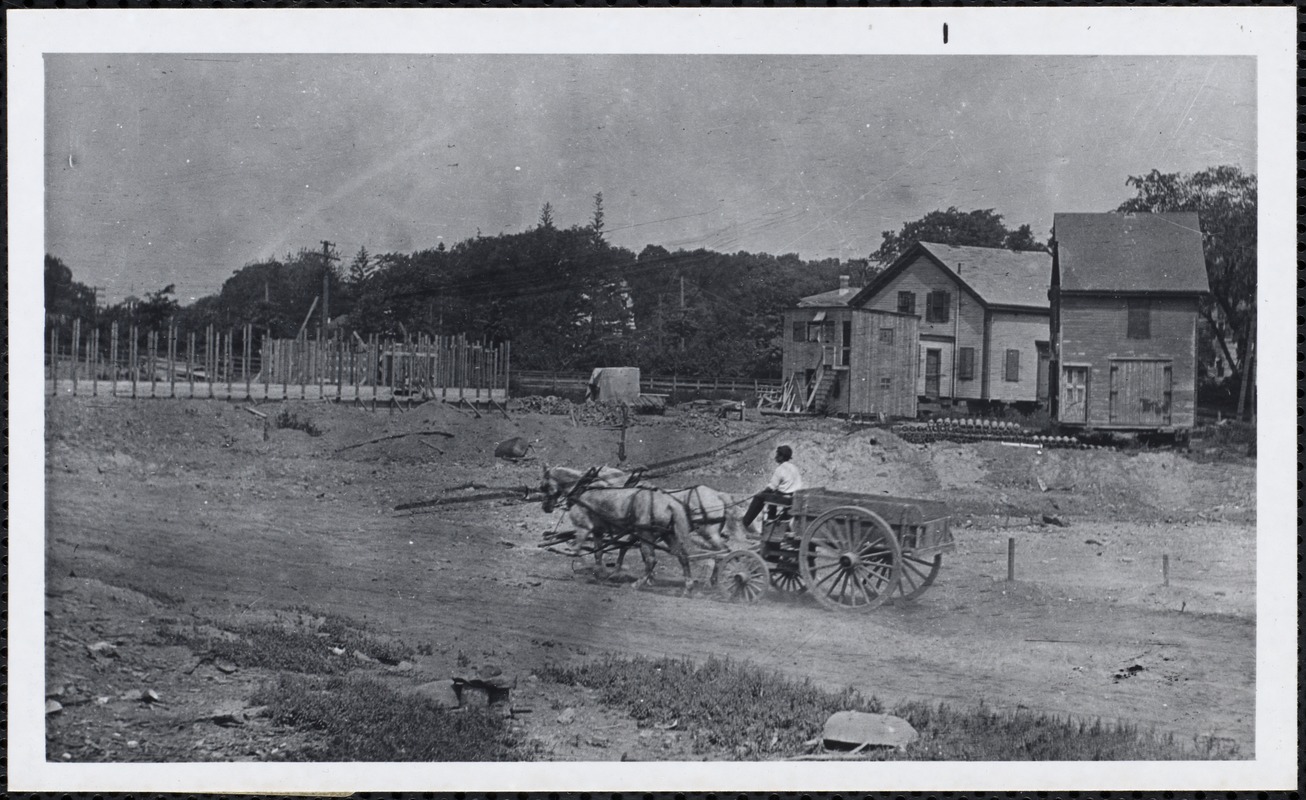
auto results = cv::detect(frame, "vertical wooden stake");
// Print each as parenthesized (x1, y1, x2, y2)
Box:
(91, 327, 99, 396)
(1162, 554, 1170, 587)
(1006, 537, 1016, 582)
(130, 325, 138, 398)
(168, 325, 176, 398)
(504, 339, 511, 401)
(72, 319, 81, 396)
(110, 322, 119, 397)
(188, 331, 196, 398)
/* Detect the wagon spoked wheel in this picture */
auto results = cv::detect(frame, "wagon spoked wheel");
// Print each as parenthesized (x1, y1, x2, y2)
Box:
(892, 552, 942, 602)
(770, 568, 806, 594)
(715, 550, 770, 603)
(800, 505, 901, 612)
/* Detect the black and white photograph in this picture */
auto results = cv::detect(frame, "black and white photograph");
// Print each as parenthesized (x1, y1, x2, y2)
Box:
(8, 8, 1296, 793)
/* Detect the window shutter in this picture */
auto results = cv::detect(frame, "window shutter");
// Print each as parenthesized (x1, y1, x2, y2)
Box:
(924, 292, 935, 320)
(792, 322, 804, 342)
(1005, 349, 1020, 382)
(959, 347, 975, 380)
(1127, 299, 1151, 339)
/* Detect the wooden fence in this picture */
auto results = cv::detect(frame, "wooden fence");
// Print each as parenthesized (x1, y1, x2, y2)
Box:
(44, 319, 509, 404)
(512, 369, 781, 400)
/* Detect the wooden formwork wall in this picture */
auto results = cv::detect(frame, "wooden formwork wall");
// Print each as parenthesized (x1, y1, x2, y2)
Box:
(845, 309, 919, 419)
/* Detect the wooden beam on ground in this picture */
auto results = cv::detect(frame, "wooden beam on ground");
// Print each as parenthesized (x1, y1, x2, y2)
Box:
(335, 430, 455, 452)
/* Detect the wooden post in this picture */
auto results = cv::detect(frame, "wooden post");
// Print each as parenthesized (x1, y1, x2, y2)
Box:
(91, 327, 99, 397)
(504, 340, 511, 401)
(146, 329, 155, 397)
(71, 319, 81, 396)
(110, 322, 119, 396)
(204, 325, 213, 399)
(261, 333, 270, 401)
(1162, 554, 1170, 587)
(1006, 537, 1016, 582)
(187, 331, 196, 398)
(370, 334, 378, 411)
(244, 325, 252, 401)
(48, 324, 57, 393)
(168, 325, 176, 398)
(129, 325, 138, 398)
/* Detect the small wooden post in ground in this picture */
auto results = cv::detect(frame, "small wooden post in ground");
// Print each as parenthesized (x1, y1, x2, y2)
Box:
(168, 325, 176, 398)
(129, 325, 139, 398)
(1162, 554, 1170, 587)
(1007, 537, 1016, 582)
(91, 327, 99, 396)
(71, 319, 81, 396)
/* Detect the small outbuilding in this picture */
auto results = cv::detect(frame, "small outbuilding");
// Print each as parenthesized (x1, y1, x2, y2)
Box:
(782, 276, 919, 418)
(586, 367, 641, 404)
(1050, 212, 1210, 432)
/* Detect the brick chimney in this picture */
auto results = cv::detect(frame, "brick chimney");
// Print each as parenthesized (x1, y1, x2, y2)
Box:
(839, 275, 850, 291)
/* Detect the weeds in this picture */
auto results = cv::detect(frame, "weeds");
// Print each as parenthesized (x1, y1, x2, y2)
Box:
(540, 654, 881, 757)
(158, 613, 414, 674)
(274, 409, 322, 436)
(252, 673, 530, 761)
(543, 655, 1244, 761)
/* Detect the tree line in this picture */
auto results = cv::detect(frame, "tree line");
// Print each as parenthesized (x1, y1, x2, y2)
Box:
(45, 168, 1255, 387)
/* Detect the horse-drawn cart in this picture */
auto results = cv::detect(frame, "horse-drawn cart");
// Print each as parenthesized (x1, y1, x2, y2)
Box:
(538, 467, 953, 611)
(766, 488, 953, 610)
(697, 488, 955, 611)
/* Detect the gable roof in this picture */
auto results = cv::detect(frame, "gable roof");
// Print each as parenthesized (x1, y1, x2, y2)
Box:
(848, 241, 1052, 311)
(797, 285, 858, 307)
(1053, 212, 1209, 294)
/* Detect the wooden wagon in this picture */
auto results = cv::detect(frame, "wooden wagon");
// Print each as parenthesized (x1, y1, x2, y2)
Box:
(713, 488, 955, 611)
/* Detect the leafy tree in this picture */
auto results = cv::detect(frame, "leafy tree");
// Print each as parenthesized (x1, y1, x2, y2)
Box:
(538, 202, 555, 231)
(871, 207, 1046, 267)
(1115, 166, 1256, 377)
(591, 192, 605, 242)
(44, 254, 98, 321)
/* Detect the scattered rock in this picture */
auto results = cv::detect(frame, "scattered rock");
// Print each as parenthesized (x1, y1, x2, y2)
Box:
(352, 650, 375, 663)
(821, 711, 919, 752)
(86, 641, 118, 659)
(46, 699, 64, 715)
(556, 707, 577, 724)
(1041, 514, 1069, 527)
(494, 437, 533, 460)
(214, 659, 238, 674)
(408, 679, 461, 709)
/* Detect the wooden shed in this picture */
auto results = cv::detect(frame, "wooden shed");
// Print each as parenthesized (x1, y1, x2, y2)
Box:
(782, 278, 918, 418)
(1050, 212, 1209, 432)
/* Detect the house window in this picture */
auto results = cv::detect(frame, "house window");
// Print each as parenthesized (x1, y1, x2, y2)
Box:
(1127, 298, 1151, 339)
(840, 321, 852, 367)
(879, 328, 895, 345)
(958, 347, 976, 381)
(879, 377, 892, 391)
(897, 291, 916, 315)
(925, 290, 951, 323)
(1004, 349, 1021, 382)
(792, 322, 804, 343)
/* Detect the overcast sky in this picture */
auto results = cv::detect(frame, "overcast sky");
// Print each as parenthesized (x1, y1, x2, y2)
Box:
(45, 54, 1255, 303)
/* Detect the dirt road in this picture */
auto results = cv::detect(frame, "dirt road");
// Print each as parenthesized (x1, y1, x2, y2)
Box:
(43, 396, 1257, 759)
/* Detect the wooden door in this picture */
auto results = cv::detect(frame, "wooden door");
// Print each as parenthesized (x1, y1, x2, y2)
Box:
(924, 348, 941, 399)
(1109, 360, 1173, 425)
(1059, 366, 1088, 424)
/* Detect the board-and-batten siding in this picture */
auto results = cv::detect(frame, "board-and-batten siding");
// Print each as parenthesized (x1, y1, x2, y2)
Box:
(1057, 295, 1198, 428)
(858, 254, 986, 400)
(986, 311, 1049, 403)
(846, 311, 918, 418)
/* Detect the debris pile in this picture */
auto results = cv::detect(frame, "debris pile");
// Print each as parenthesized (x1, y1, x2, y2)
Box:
(512, 395, 575, 415)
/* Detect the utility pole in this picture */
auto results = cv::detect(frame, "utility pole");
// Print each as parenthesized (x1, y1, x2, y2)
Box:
(679, 275, 686, 352)
(320, 240, 338, 329)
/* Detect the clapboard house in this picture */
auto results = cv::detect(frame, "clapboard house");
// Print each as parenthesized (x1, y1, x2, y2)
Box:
(846, 242, 1053, 409)
(781, 276, 918, 418)
(1050, 212, 1209, 432)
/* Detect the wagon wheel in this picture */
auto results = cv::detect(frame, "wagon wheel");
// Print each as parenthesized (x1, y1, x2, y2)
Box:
(892, 552, 943, 602)
(799, 506, 901, 612)
(715, 550, 770, 603)
(769, 568, 806, 594)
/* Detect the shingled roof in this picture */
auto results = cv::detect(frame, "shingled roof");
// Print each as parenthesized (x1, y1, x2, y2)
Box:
(797, 285, 858, 307)
(1053, 212, 1209, 294)
(848, 241, 1052, 311)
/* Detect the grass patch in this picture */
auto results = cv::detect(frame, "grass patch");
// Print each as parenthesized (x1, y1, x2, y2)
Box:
(252, 673, 531, 761)
(540, 654, 881, 758)
(542, 655, 1242, 761)
(158, 613, 415, 674)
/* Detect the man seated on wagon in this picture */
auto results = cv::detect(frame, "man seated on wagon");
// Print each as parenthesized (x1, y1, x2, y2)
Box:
(741, 445, 803, 531)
